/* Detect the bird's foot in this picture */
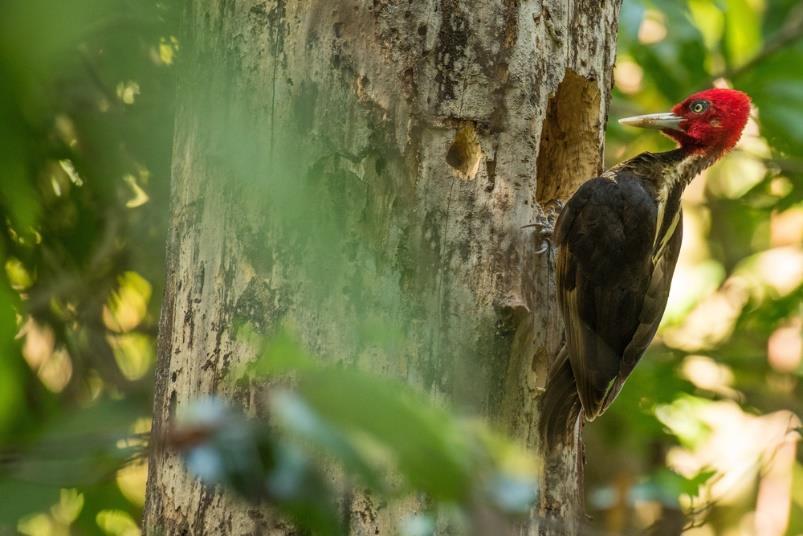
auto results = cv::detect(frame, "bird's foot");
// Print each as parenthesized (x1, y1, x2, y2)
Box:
(522, 216, 553, 255)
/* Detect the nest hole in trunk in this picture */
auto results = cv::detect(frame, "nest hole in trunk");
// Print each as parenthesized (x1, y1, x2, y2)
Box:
(535, 70, 602, 207)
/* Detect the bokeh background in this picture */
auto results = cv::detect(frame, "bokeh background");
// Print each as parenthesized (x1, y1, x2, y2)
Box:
(0, 0, 801, 534)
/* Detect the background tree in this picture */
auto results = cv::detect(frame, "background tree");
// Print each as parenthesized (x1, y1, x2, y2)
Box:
(141, 1, 620, 534)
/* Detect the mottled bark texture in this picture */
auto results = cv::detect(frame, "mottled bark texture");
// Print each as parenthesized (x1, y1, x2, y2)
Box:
(144, 1, 621, 534)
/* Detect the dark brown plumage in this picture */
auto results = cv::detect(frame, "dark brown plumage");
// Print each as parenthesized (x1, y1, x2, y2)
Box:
(540, 89, 752, 448)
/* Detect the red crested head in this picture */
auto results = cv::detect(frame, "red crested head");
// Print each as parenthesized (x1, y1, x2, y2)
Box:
(620, 88, 751, 157)
(667, 88, 751, 154)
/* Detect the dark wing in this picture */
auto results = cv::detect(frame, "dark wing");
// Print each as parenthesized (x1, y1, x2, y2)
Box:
(599, 212, 684, 410)
(555, 175, 658, 420)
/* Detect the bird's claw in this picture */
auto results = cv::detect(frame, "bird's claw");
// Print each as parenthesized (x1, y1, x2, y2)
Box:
(522, 216, 553, 255)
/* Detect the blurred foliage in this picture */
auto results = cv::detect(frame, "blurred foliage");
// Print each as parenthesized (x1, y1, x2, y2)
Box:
(166, 331, 538, 535)
(0, 0, 174, 533)
(0, 0, 802, 535)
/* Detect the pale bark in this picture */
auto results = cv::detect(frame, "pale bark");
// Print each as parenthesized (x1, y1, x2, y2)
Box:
(144, 1, 622, 534)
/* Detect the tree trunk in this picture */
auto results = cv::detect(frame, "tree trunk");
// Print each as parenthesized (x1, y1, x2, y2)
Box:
(144, 1, 622, 534)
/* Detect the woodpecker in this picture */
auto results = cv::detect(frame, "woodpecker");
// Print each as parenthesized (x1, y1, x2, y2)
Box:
(540, 88, 751, 447)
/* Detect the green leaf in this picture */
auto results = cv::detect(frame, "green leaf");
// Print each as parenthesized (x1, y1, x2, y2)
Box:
(239, 328, 317, 377)
(722, 0, 762, 68)
(298, 368, 473, 501)
(738, 45, 803, 154)
(687, 0, 724, 50)
(270, 390, 385, 492)
(0, 480, 60, 526)
(633, 467, 717, 506)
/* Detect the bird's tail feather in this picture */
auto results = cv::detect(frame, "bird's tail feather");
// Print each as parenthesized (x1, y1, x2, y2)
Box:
(539, 347, 582, 450)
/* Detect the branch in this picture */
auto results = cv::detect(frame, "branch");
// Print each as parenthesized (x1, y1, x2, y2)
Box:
(715, 3, 803, 81)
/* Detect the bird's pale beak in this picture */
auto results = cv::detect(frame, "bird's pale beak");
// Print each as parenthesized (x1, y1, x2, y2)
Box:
(618, 112, 684, 131)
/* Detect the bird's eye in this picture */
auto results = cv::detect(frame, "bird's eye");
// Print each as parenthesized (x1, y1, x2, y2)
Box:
(689, 100, 709, 114)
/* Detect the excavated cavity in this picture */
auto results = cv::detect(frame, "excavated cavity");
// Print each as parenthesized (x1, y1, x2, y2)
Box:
(446, 122, 482, 180)
(535, 70, 602, 206)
